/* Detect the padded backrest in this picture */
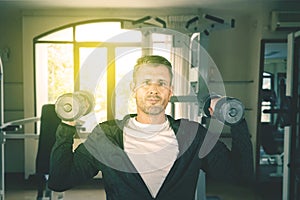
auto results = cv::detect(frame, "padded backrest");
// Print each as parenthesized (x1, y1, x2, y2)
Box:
(36, 104, 61, 174)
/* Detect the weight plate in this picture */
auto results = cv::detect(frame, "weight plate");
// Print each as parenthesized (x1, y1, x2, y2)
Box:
(55, 93, 83, 121)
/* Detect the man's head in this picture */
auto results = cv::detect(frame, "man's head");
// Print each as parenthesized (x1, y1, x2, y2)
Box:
(131, 55, 173, 123)
(132, 55, 173, 85)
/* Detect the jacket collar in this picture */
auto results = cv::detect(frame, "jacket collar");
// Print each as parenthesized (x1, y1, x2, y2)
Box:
(122, 114, 180, 133)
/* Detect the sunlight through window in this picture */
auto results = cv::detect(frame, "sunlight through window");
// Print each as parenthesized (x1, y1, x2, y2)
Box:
(35, 20, 175, 124)
(75, 22, 142, 42)
(37, 27, 73, 41)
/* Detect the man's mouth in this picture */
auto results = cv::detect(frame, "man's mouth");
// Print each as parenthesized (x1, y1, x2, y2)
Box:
(146, 96, 161, 104)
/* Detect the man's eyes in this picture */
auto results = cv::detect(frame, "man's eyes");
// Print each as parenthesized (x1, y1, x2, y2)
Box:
(142, 80, 168, 86)
(158, 81, 168, 86)
(144, 80, 151, 85)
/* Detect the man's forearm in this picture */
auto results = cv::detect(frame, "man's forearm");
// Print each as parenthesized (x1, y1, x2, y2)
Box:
(48, 123, 76, 191)
(231, 119, 254, 184)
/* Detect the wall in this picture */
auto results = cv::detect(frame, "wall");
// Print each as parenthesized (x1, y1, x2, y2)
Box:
(0, 4, 297, 176)
(205, 12, 259, 167)
(0, 8, 25, 172)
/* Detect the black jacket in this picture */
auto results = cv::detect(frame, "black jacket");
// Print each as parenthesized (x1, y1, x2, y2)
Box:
(48, 115, 254, 200)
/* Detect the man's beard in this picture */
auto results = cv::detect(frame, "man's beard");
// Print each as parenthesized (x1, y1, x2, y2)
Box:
(138, 95, 166, 115)
(144, 105, 164, 115)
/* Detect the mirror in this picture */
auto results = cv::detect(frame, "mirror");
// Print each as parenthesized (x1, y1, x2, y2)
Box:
(256, 39, 287, 199)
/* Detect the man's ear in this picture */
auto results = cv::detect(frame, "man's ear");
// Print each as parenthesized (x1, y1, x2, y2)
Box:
(208, 107, 214, 116)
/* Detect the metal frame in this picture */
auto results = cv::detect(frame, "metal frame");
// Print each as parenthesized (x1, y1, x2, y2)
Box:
(0, 56, 40, 200)
(0, 119, 40, 200)
(283, 30, 300, 200)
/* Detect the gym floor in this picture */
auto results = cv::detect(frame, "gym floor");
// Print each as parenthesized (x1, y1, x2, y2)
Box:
(3, 172, 278, 200)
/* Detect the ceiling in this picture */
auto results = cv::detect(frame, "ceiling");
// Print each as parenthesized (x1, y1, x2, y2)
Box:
(0, 0, 298, 60)
(1, 0, 248, 9)
(0, 0, 297, 12)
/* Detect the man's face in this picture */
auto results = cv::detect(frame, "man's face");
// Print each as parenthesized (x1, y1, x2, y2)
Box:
(132, 64, 173, 116)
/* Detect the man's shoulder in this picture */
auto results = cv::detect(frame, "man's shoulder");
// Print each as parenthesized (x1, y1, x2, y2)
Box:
(167, 115, 202, 126)
(98, 114, 133, 128)
(88, 117, 128, 147)
(166, 115, 206, 134)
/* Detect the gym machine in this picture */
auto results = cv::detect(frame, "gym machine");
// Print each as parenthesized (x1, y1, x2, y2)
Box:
(0, 57, 40, 200)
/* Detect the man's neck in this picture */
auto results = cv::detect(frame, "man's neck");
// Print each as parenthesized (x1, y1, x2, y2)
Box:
(136, 113, 166, 124)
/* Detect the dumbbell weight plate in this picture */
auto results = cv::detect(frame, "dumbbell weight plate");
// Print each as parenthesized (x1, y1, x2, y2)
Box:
(55, 93, 84, 121)
(214, 97, 245, 125)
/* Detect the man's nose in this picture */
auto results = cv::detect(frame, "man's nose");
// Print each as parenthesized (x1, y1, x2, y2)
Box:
(148, 83, 159, 94)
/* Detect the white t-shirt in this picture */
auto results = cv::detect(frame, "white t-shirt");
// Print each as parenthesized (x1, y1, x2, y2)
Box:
(123, 117, 179, 198)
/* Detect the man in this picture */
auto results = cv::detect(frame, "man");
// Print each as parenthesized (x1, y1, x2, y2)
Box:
(48, 55, 254, 200)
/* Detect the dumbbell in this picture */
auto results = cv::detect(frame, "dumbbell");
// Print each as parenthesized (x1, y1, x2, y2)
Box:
(55, 90, 95, 121)
(199, 93, 245, 125)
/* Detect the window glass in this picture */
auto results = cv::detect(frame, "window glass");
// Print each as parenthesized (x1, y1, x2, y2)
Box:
(76, 22, 142, 42)
(261, 72, 272, 122)
(262, 72, 272, 89)
(79, 47, 108, 123)
(35, 43, 74, 104)
(37, 27, 73, 41)
(261, 103, 271, 122)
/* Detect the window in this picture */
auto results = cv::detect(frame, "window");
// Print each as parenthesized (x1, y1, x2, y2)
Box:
(34, 20, 178, 128)
(261, 72, 274, 122)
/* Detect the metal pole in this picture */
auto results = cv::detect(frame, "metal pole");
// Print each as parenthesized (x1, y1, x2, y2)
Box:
(0, 119, 39, 200)
(0, 55, 5, 200)
(0, 134, 4, 200)
(283, 32, 295, 200)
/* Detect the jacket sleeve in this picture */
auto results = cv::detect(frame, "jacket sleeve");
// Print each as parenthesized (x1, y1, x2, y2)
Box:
(201, 119, 254, 184)
(48, 123, 99, 192)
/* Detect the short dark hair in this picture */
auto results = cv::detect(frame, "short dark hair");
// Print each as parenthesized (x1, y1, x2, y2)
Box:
(133, 55, 173, 84)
